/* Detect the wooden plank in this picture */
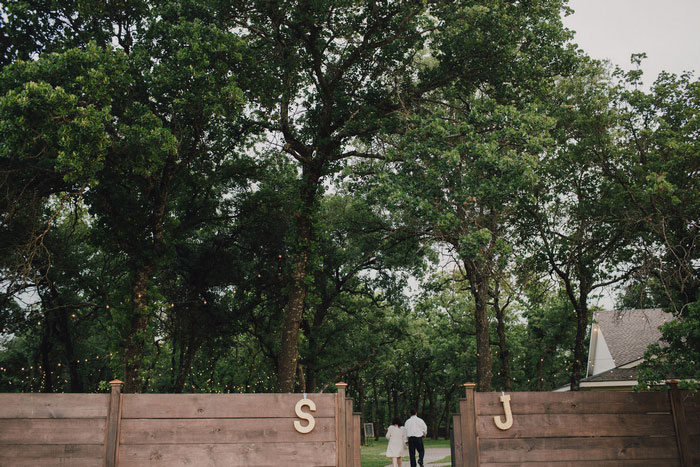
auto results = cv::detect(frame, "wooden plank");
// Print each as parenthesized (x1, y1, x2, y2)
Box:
(479, 436, 680, 463)
(690, 435, 700, 462)
(0, 394, 109, 418)
(452, 415, 463, 467)
(353, 413, 361, 467)
(119, 417, 336, 444)
(460, 383, 479, 467)
(680, 391, 699, 412)
(0, 443, 103, 464)
(345, 399, 353, 467)
(481, 460, 680, 467)
(475, 391, 670, 416)
(668, 382, 692, 467)
(476, 413, 675, 438)
(685, 405, 700, 436)
(0, 419, 106, 444)
(117, 442, 336, 466)
(105, 380, 123, 467)
(121, 393, 336, 419)
(336, 385, 347, 467)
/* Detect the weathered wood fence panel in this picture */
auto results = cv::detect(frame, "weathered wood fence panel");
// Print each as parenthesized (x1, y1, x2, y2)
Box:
(453, 383, 700, 467)
(0, 393, 108, 466)
(0, 382, 360, 466)
(117, 393, 337, 466)
(680, 387, 700, 466)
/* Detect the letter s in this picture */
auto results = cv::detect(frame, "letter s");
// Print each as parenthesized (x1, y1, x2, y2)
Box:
(294, 398, 316, 434)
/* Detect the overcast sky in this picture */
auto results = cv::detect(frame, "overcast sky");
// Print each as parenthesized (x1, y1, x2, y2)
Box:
(563, 0, 700, 86)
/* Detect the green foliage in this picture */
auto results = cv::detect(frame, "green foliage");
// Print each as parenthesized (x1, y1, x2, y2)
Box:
(1, 1, 698, 446)
(638, 301, 700, 390)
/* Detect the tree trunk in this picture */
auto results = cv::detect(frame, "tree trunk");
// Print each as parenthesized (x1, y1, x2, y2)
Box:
(493, 290, 512, 391)
(173, 334, 197, 393)
(536, 354, 545, 391)
(373, 377, 380, 440)
(277, 168, 319, 392)
(277, 247, 308, 392)
(40, 319, 53, 393)
(427, 385, 437, 439)
(123, 266, 153, 393)
(439, 385, 456, 440)
(570, 294, 589, 391)
(392, 384, 399, 420)
(57, 308, 82, 392)
(471, 271, 493, 392)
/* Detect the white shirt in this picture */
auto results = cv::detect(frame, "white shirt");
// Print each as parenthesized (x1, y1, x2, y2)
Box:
(404, 415, 427, 437)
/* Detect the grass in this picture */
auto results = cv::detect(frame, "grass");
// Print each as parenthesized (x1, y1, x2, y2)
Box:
(361, 438, 451, 467)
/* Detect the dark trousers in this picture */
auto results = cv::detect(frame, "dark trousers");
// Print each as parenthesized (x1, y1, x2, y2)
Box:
(408, 436, 425, 467)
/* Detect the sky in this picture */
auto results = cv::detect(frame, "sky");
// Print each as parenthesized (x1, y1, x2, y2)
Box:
(563, 0, 700, 86)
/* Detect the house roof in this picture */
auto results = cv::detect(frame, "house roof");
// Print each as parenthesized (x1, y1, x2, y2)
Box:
(592, 308, 671, 367)
(582, 367, 639, 383)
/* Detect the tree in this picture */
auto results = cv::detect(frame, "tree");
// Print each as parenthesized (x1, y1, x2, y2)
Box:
(520, 60, 638, 390)
(348, 0, 574, 391)
(229, 0, 459, 391)
(1, 1, 248, 391)
(607, 67, 700, 388)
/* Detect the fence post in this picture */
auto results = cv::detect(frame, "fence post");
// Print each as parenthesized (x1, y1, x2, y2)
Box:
(353, 413, 361, 467)
(667, 380, 691, 467)
(460, 383, 479, 467)
(336, 382, 348, 467)
(345, 398, 354, 466)
(104, 379, 123, 467)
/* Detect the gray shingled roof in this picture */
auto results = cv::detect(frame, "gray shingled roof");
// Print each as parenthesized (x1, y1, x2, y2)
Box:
(582, 367, 639, 383)
(593, 308, 672, 367)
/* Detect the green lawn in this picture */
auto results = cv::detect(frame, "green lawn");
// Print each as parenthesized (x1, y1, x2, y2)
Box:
(361, 438, 451, 467)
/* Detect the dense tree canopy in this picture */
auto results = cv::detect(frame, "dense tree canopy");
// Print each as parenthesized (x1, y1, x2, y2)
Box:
(1, 0, 698, 440)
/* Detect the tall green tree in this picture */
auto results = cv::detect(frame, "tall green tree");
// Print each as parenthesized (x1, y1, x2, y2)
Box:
(229, 0, 453, 391)
(1, 1, 248, 391)
(373, 95, 555, 391)
(607, 67, 700, 388)
(234, 0, 575, 392)
(520, 60, 638, 390)
(348, 0, 574, 391)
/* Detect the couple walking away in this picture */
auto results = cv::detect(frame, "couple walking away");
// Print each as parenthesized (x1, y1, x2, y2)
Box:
(385, 409, 428, 467)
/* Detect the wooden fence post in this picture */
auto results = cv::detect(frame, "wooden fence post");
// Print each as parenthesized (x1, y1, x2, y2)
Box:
(667, 380, 691, 467)
(345, 398, 354, 466)
(336, 382, 348, 467)
(104, 379, 123, 467)
(459, 383, 479, 467)
(353, 413, 361, 467)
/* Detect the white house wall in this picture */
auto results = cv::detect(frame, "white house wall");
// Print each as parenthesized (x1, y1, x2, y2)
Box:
(591, 327, 615, 376)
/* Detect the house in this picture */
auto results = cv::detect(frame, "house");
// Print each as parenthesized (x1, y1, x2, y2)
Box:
(581, 308, 672, 390)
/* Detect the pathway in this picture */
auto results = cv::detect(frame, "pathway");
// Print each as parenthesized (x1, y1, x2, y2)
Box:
(381, 447, 451, 467)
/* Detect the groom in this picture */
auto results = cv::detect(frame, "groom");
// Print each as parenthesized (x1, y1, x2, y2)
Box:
(404, 408, 428, 467)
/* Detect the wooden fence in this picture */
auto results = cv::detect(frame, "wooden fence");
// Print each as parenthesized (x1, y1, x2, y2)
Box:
(0, 380, 361, 466)
(453, 381, 699, 466)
